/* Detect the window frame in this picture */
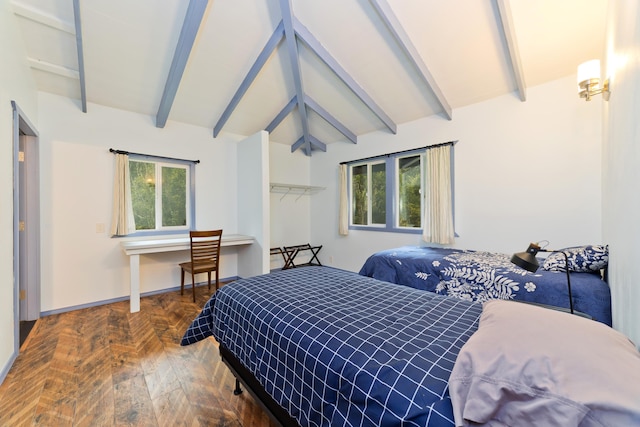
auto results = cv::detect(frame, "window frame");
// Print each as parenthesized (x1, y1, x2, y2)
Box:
(350, 160, 387, 227)
(127, 154, 196, 237)
(347, 147, 455, 234)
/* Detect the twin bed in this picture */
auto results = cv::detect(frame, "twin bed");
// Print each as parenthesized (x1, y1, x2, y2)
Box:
(359, 245, 612, 325)
(182, 260, 639, 426)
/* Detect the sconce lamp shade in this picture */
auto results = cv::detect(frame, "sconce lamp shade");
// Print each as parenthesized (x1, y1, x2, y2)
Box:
(511, 242, 575, 314)
(577, 59, 610, 101)
(510, 242, 541, 273)
(577, 59, 601, 86)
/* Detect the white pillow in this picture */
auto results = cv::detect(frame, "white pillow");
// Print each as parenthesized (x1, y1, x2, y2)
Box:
(449, 300, 640, 427)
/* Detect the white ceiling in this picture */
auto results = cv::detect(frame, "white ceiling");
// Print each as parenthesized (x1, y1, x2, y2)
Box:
(12, 0, 608, 154)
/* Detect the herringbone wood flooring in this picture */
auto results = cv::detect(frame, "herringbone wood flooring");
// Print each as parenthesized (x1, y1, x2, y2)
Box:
(0, 284, 277, 427)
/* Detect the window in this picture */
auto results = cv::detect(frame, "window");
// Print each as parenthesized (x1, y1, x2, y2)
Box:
(351, 162, 386, 225)
(348, 148, 453, 234)
(129, 157, 193, 233)
(397, 155, 421, 228)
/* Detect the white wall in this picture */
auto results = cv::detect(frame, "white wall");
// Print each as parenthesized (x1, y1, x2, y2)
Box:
(310, 75, 603, 273)
(0, 0, 39, 381)
(38, 92, 243, 312)
(269, 142, 312, 268)
(602, 2, 640, 346)
(237, 131, 270, 277)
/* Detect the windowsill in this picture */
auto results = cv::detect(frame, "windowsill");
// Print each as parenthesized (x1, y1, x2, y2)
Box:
(111, 229, 189, 239)
(349, 225, 422, 234)
(348, 226, 460, 237)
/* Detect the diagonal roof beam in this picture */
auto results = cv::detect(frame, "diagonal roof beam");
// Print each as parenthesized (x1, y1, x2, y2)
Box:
(304, 95, 357, 144)
(156, 0, 208, 128)
(293, 17, 397, 135)
(497, 0, 526, 102)
(279, 0, 313, 155)
(291, 135, 326, 155)
(308, 135, 327, 152)
(214, 21, 285, 137)
(369, 0, 452, 120)
(265, 96, 297, 133)
(72, 0, 87, 113)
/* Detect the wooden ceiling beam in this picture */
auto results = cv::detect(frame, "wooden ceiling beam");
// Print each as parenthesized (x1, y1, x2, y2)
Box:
(497, 0, 527, 102)
(279, 0, 313, 155)
(305, 95, 357, 144)
(293, 17, 397, 135)
(265, 96, 298, 133)
(72, 0, 87, 113)
(369, 0, 452, 120)
(213, 21, 285, 137)
(156, 0, 208, 128)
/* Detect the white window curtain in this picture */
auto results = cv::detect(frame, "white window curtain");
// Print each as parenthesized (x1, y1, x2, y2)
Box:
(422, 144, 454, 244)
(339, 164, 349, 236)
(110, 153, 136, 236)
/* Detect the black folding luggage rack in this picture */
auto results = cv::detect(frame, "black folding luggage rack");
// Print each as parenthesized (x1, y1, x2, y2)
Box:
(270, 243, 322, 269)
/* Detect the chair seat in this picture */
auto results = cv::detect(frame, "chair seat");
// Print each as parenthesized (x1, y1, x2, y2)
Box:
(179, 260, 217, 273)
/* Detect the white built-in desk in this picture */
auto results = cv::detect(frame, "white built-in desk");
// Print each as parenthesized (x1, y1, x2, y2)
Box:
(121, 234, 254, 312)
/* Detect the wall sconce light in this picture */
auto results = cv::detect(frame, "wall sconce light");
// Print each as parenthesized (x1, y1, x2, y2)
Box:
(511, 242, 574, 314)
(577, 59, 610, 101)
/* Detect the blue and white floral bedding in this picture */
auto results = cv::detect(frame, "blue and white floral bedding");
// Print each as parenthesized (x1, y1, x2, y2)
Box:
(359, 246, 612, 325)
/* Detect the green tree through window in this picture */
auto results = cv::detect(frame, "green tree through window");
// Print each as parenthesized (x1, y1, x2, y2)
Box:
(162, 166, 187, 227)
(129, 159, 190, 231)
(130, 161, 156, 230)
(398, 155, 421, 228)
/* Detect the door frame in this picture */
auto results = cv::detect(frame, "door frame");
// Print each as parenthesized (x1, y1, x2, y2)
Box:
(11, 101, 40, 355)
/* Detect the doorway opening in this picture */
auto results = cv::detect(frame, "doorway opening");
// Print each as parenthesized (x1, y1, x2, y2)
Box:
(12, 101, 40, 354)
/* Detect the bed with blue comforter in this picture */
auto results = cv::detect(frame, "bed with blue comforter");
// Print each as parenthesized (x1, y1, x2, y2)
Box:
(181, 266, 483, 427)
(358, 246, 612, 326)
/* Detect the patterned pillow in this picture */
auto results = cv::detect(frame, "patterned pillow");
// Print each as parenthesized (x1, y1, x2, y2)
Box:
(542, 245, 608, 273)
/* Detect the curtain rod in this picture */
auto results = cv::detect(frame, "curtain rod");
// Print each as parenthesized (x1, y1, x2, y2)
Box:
(339, 140, 457, 165)
(109, 148, 200, 164)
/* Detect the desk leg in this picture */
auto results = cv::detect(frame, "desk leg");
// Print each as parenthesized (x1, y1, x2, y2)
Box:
(130, 254, 140, 313)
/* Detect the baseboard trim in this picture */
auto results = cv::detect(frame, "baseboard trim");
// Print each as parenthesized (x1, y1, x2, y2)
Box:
(0, 350, 18, 387)
(40, 276, 240, 317)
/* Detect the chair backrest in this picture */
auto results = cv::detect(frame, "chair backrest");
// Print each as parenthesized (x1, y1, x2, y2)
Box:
(189, 229, 223, 266)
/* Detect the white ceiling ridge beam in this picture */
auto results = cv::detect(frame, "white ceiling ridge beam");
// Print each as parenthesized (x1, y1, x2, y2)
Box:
(12, 1, 75, 34)
(497, 0, 526, 102)
(304, 95, 357, 144)
(293, 17, 397, 135)
(265, 96, 297, 133)
(72, 0, 87, 113)
(368, 0, 452, 120)
(279, 0, 312, 156)
(156, 0, 209, 128)
(28, 57, 79, 79)
(213, 21, 285, 137)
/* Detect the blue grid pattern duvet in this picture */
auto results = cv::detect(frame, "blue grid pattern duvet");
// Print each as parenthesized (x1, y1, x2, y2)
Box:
(359, 246, 612, 325)
(181, 266, 483, 427)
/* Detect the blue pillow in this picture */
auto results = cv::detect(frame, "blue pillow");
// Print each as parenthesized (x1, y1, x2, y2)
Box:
(542, 245, 608, 273)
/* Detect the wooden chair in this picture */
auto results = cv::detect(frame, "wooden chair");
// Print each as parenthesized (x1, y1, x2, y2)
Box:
(180, 230, 222, 302)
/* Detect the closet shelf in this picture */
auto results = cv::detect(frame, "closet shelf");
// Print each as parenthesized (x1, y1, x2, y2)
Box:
(270, 182, 325, 199)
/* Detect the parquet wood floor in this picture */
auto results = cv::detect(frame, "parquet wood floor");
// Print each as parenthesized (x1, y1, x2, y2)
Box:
(0, 284, 277, 427)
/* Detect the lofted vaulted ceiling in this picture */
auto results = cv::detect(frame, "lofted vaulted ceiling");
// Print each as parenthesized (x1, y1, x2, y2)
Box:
(12, 0, 607, 155)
